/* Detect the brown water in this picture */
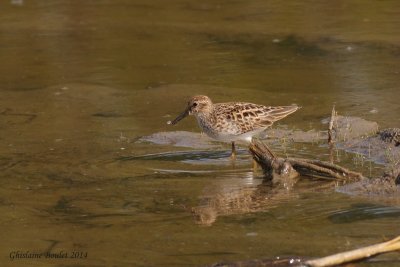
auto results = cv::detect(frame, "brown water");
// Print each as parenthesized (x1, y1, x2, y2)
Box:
(1, 1, 400, 266)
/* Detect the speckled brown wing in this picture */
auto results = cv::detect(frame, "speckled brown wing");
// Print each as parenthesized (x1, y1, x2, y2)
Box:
(214, 103, 299, 134)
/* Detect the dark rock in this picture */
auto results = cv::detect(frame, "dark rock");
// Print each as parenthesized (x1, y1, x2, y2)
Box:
(379, 128, 400, 146)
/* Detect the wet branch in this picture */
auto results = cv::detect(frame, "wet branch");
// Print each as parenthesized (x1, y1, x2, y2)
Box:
(328, 105, 336, 145)
(305, 235, 400, 267)
(250, 139, 298, 179)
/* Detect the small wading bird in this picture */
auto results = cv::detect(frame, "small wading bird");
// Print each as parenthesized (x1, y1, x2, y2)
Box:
(167, 95, 300, 159)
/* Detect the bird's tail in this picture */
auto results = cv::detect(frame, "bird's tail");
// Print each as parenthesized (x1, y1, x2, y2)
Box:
(268, 105, 300, 122)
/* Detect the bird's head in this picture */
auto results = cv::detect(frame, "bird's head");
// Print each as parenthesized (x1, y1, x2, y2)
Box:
(167, 95, 213, 125)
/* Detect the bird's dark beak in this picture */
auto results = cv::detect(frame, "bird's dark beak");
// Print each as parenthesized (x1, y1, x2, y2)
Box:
(167, 107, 190, 125)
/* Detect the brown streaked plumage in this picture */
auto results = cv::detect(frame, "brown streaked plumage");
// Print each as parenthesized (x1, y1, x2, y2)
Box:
(167, 95, 300, 158)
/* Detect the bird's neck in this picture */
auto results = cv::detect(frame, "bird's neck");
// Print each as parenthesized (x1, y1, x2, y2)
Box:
(196, 108, 215, 126)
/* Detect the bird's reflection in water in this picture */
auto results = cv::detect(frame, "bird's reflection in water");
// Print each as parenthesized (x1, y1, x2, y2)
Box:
(191, 171, 301, 226)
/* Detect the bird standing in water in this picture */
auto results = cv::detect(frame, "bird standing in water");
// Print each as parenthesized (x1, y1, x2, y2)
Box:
(168, 95, 299, 159)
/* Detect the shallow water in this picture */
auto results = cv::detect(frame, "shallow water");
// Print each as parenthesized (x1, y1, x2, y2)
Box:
(1, 1, 399, 266)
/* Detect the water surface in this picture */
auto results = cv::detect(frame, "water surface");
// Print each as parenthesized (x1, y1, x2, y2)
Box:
(1, 1, 399, 266)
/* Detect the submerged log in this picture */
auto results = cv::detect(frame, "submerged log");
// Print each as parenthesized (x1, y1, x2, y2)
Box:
(249, 139, 365, 182)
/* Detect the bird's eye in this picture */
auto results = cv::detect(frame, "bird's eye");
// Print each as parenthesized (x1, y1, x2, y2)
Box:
(193, 102, 198, 107)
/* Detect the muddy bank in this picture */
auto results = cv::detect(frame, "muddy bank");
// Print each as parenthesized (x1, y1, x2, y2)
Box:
(337, 173, 400, 206)
(139, 131, 221, 149)
(139, 115, 398, 167)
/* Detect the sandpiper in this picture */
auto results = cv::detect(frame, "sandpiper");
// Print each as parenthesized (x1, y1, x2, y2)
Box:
(167, 95, 299, 159)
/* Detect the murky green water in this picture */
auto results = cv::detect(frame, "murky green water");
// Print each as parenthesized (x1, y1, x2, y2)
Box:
(1, 1, 399, 266)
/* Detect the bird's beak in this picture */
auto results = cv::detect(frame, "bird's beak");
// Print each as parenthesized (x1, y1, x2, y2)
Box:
(167, 106, 190, 125)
